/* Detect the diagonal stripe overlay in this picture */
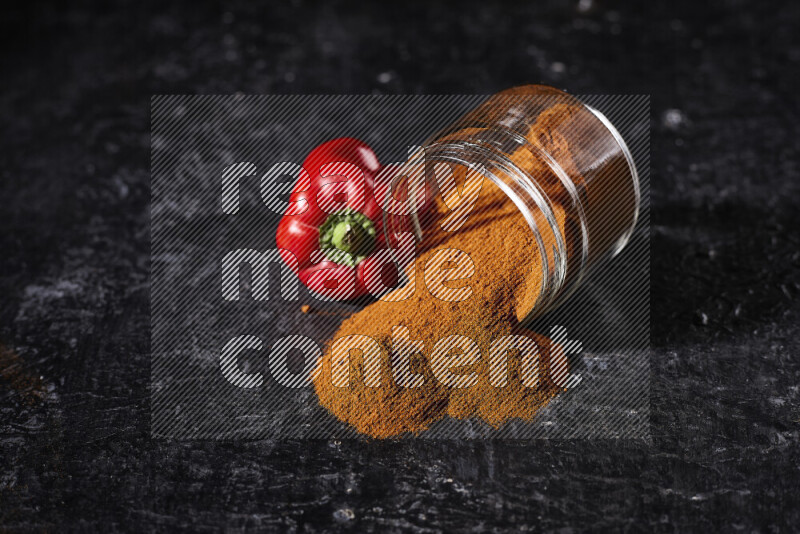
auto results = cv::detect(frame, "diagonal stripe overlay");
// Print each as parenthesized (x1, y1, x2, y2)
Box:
(150, 94, 650, 440)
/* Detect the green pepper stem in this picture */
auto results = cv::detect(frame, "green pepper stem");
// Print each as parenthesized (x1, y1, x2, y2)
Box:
(318, 208, 377, 267)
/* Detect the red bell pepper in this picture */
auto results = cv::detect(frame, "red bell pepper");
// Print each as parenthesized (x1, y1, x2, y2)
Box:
(276, 137, 399, 300)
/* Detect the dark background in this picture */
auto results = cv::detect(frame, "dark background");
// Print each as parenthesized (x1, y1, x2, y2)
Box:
(1, 0, 799, 531)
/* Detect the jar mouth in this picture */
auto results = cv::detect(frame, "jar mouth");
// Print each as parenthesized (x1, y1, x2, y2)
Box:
(476, 154, 569, 318)
(383, 143, 570, 320)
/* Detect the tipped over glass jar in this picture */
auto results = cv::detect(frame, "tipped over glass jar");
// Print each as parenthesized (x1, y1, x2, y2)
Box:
(384, 85, 641, 320)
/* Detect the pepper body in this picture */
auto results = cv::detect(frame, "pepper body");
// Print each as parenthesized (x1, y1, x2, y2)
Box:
(276, 138, 397, 300)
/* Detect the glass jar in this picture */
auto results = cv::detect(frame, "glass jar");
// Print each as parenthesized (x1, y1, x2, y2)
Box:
(384, 85, 641, 320)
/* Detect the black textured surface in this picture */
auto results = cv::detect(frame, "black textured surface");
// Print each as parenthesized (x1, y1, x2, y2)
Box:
(2, 0, 799, 531)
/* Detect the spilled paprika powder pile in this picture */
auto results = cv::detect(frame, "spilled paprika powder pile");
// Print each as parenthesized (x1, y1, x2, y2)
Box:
(313, 180, 568, 437)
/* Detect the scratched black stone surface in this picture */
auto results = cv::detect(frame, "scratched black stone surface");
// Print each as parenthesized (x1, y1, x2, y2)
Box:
(1, 0, 799, 531)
